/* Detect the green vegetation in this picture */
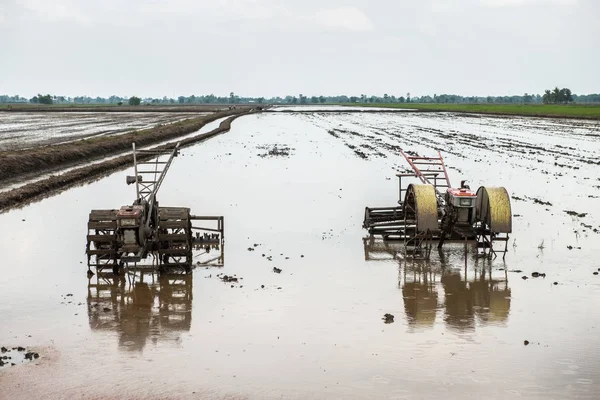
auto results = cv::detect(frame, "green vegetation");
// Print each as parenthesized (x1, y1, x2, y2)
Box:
(351, 103, 600, 119)
(542, 87, 573, 104)
(30, 94, 54, 104)
(2, 89, 600, 107)
(128, 96, 141, 106)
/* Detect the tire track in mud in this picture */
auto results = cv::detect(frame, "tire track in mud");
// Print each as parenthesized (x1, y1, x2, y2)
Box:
(312, 111, 600, 172)
(364, 114, 598, 181)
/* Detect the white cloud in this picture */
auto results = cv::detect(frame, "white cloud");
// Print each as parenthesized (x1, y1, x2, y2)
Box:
(313, 7, 374, 32)
(21, 0, 90, 24)
(481, 0, 577, 6)
(0, 0, 597, 97)
(136, 0, 285, 21)
(220, 0, 287, 20)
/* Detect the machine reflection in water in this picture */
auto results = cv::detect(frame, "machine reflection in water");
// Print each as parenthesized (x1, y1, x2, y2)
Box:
(87, 271, 193, 352)
(364, 237, 511, 331)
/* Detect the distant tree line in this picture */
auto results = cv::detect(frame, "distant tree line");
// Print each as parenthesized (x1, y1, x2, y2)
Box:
(1, 89, 599, 105)
(30, 94, 56, 104)
(542, 87, 573, 104)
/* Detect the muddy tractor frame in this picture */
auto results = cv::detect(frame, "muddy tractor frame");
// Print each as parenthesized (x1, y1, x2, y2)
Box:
(86, 142, 225, 275)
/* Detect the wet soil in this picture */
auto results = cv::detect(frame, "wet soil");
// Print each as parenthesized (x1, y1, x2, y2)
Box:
(0, 112, 205, 151)
(0, 109, 250, 183)
(1, 104, 252, 114)
(0, 113, 247, 212)
(0, 108, 599, 399)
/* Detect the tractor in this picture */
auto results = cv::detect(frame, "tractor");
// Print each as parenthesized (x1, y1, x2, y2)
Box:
(363, 150, 512, 259)
(86, 142, 224, 275)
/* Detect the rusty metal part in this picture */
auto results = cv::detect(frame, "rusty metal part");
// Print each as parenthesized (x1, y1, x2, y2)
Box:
(475, 186, 512, 233)
(404, 184, 438, 233)
(86, 141, 225, 275)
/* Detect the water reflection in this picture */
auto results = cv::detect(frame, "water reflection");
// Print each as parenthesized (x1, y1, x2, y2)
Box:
(363, 239, 511, 331)
(402, 253, 511, 331)
(87, 272, 193, 351)
(401, 262, 439, 328)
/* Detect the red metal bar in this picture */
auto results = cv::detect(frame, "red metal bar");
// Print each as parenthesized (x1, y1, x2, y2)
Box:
(399, 149, 452, 196)
(437, 150, 452, 189)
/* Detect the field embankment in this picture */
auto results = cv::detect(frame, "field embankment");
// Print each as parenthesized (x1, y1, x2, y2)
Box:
(0, 114, 245, 212)
(0, 104, 254, 113)
(0, 109, 249, 183)
(348, 103, 600, 119)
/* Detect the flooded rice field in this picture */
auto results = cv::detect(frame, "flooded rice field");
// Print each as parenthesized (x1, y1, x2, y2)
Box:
(0, 112, 204, 151)
(1, 109, 600, 399)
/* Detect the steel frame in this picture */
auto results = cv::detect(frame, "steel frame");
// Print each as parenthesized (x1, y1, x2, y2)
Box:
(86, 142, 226, 274)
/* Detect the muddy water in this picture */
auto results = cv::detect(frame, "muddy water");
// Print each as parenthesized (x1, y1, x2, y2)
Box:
(0, 112, 204, 150)
(1, 110, 600, 399)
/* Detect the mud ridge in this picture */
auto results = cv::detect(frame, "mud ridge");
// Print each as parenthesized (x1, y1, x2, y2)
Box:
(1, 105, 253, 113)
(0, 109, 250, 182)
(0, 114, 249, 212)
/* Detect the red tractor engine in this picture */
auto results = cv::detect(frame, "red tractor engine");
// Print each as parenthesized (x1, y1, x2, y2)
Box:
(445, 187, 477, 225)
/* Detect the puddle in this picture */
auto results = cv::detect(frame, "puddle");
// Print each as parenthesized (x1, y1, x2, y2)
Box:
(0, 111, 599, 399)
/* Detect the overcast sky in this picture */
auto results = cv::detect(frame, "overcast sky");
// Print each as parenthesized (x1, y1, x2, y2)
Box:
(1, 0, 598, 98)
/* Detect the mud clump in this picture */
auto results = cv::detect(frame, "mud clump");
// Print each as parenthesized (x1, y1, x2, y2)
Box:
(257, 144, 292, 158)
(564, 210, 587, 218)
(383, 313, 394, 324)
(524, 340, 530, 346)
(273, 267, 282, 274)
(532, 198, 553, 206)
(220, 275, 238, 283)
(354, 149, 368, 159)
